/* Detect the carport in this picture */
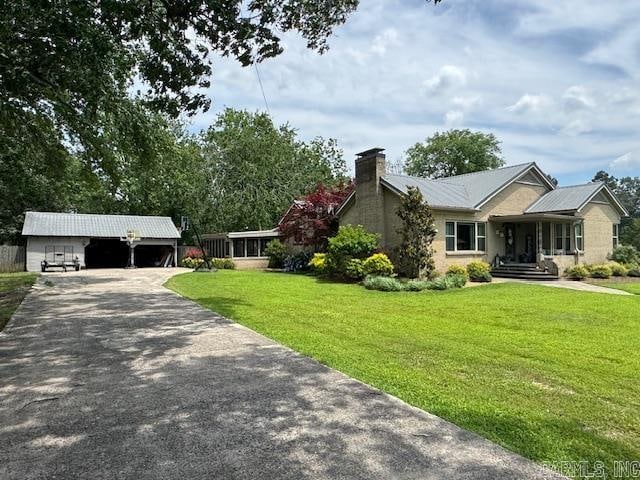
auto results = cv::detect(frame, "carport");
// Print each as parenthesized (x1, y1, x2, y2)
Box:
(21, 211, 181, 271)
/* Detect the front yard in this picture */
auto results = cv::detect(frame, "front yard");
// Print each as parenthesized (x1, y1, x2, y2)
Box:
(0, 272, 38, 331)
(167, 270, 640, 477)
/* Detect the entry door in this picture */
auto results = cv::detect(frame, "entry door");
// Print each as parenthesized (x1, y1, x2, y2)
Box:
(504, 223, 516, 261)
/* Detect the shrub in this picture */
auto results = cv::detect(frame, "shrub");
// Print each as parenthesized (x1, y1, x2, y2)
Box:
(326, 225, 379, 277)
(564, 265, 589, 280)
(264, 239, 288, 268)
(404, 279, 432, 291)
(327, 225, 379, 259)
(628, 264, 640, 277)
(345, 258, 366, 280)
(446, 264, 469, 281)
(363, 276, 405, 292)
(363, 253, 394, 277)
(182, 247, 204, 259)
(467, 261, 492, 282)
(609, 245, 639, 266)
(308, 253, 328, 274)
(180, 257, 204, 269)
(589, 264, 612, 279)
(429, 274, 461, 290)
(284, 252, 312, 273)
(211, 258, 235, 270)
(608, 262, 629, 277)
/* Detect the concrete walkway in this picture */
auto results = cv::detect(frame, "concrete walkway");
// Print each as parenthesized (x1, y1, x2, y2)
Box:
(0, 269, 564, 479)
(490, 277, 633, 295)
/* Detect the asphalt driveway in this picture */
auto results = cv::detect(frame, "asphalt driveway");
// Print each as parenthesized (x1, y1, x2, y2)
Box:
(0, 269, 563, 479)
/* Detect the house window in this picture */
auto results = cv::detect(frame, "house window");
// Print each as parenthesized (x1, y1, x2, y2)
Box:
(575, 223, 583, 251)
(613, 224, 619, 248)
(247, 239, 259, 257)
(555, 224, 564, 252)
(232, 239, 245, 258)
(259, 238, 271, 256)
(445, 221, 486, 252)
(555, 223, 571, 254)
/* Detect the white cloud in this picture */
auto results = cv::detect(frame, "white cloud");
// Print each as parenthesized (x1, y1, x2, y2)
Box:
(561, 118, 592, 137)
(610, 151, 640, 172)
(444, 110, 464, 127)
(452, 95, 481, 110)
(423, 65, 467, 94)
(506, 94, 553, 114)
(563, 85, 596, 112)
(371, 28, 400, 56)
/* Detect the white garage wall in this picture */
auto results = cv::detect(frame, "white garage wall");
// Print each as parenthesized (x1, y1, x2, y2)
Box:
(26, 236, 89, 272)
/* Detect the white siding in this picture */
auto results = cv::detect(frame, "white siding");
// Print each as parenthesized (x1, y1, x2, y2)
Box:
(26, 236, 88, 272)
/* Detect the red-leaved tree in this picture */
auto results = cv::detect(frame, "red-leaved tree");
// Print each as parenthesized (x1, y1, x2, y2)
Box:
(278, 181, 354, 251)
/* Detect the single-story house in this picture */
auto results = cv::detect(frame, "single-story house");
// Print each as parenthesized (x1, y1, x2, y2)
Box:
(22, 211, 181, 271)
(337, 148, 628, 278)
(201, 229, 280, 269)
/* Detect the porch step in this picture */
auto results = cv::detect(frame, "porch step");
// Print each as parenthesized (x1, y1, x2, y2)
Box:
(491, 264, 559, 281)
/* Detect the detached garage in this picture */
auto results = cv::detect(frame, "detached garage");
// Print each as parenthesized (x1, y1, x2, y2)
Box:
(22, 212, 181, 272)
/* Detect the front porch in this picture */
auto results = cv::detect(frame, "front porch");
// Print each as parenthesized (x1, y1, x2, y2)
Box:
(489, 214, 584, 278)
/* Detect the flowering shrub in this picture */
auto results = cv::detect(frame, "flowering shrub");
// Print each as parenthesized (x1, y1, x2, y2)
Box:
(309, 253, 328, 274)
(183, 247, 204, 259)
(362, 253, 394, 277)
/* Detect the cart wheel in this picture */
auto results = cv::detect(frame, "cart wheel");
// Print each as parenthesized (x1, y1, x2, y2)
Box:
(41, 265, 45, 273)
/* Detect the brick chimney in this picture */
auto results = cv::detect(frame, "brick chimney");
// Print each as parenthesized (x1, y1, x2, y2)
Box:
(353, 148, 386, 241)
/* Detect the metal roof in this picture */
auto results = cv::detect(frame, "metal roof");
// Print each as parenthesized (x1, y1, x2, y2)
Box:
(524, 183, 604, 213)
(382, 175, 473, 209)
(381, 163, 544, 210)
(22, 212, 181, 238)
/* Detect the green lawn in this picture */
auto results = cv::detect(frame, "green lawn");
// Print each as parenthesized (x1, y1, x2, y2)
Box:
(0, 272, 38, 331)
(167, 270, 640, 477)
(585, 277, 640, 295)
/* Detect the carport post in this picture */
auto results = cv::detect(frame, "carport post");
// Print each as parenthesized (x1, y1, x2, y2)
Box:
(173, 241, 178, 267)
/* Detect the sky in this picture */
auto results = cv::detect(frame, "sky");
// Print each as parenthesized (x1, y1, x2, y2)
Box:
(187, 0, 640, 185)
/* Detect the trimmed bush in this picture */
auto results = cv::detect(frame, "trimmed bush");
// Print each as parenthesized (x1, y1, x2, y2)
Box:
(345, 258, 365, 280)
(628, 264, 640, 277)
(326, 225, 380, 278)
(446, 264, 469, 281)
(467, 261, 492, 282)
(308, 253, 328, 274)
(363, 276, 404, 292)
(430, 273, 467, 290)
(211, 258, 235, 270)
(609, 245, 639, 266)
(590, 264, 612, 279)
(363, 253, 394, 277)
(608, 262, 629, 277)
(404, 279, 432, 291)
(564, 265, 589, 280)
(181, 257, 204, 269)
(264, 239, 288, 268)
(284, 252, 312, 273)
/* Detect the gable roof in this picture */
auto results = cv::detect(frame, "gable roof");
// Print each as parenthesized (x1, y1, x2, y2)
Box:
(525, 182, 628, 215)
(22, 212, 181, 239)
(381, 162, 554, 211)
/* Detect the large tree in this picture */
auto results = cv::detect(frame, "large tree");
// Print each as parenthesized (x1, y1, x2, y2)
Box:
(201, 108, 346, 233)
(404, 129, 504, 178)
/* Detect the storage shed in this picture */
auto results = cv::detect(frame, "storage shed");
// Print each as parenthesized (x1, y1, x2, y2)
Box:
(22, 212, 181, 271)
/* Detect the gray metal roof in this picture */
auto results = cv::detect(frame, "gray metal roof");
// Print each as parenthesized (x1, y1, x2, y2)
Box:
(382, 175, 472, 209)
(382, 162, 540, 210)
(22, 212, 181, 238)
(524, 183, 604, 213)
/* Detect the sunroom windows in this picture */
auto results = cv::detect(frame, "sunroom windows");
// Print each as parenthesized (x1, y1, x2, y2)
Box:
(445, 221, 487, 252)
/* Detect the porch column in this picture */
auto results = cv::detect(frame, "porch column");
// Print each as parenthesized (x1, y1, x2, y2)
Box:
(537, 221, 543, 263)
(229, 239, 234, 258)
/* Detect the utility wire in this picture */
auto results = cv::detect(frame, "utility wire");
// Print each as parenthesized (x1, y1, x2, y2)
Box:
(253, 61, 270, 115)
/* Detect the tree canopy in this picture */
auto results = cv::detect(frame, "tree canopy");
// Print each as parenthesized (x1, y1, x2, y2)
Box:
(404, 129, 504, 178)
(201, 109, 346, 233)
